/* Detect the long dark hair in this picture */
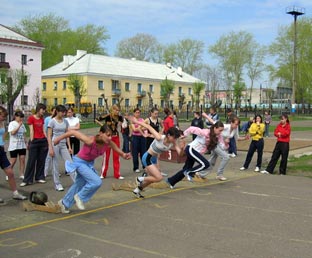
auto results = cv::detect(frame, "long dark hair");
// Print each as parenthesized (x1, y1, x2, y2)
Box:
(166, 127, 181, 139)
(52, 105, 67, 118)
(208, 121, 224, 151)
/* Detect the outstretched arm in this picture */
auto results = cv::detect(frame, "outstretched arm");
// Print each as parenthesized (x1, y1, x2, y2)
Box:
(127, 116, 162, 141)
(109, 140, 131, 159)
(53, 130, 93, 146)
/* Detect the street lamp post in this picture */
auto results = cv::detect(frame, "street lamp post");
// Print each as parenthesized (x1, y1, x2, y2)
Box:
(286, 6, 305, 110)
(21, 58, 33, 111)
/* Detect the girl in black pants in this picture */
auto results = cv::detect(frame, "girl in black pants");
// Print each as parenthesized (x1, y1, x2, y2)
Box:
(261, 114, 291, 175)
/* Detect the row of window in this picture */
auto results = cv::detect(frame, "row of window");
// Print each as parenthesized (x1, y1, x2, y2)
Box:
(0, 53, 30, 65)
(42, 80, 193, 95)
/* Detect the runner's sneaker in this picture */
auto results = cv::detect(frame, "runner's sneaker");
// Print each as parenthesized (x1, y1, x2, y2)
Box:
(58, 200, 70, 214)
(183, 171, 193, 182)
(165, 178, 174, 189)
(239, 167, 246, 171)
(254, 167, 260, 172)
(13, 192, 27, 200)
(136, 177, 144, 187)
(132, 190, 144, 199)
(74, 194, 85, 210)
(260, 170, 270, 174)
(216, 175, 227, 181)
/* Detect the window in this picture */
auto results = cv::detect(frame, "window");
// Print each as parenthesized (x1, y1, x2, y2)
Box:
(137, 83, 142, 92)
(125, 82, 130, 91)
(125, 99, 130, 107)
(98, 98, 103, 106)
(21, 95, 28, 106)
(21, 54, 27, 65)
(112, 98, 118, 105)
(53, 81, 58, 90)
(63, 81, 67, 90)
(63, 98, 66, 105)
(98, 80, 104, 90)
(42, 82, 47, 91)
(137, 99, 142, 107)
(112, 80, 119, 90)
(179, 87, 182, 95)
(149, 84, 154, 93)
(42, 98, 47, 106)
(0, 53, 5, 62)
(54, 98, 58, 106)
(188, 88, 192, 95)
(161, 100, 165, 108)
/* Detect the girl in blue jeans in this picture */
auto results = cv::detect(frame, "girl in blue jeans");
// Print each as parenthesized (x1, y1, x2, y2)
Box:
(54, 125, 131, 213)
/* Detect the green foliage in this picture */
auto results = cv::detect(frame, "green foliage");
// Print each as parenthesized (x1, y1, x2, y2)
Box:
(160, 79, 175, 107)
(13, 13, 109, 70)
(209, 31, 255, 87)
(67, 74, 86, 109)
(193, 82, 205, 109)
(115, 33, 160, 61)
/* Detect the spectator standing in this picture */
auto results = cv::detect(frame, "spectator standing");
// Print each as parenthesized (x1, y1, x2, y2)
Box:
(130, 108, 146, 173)
(190, 111, 204, 140)
(121, 114, 131, 153)
(0, 107, 27, 201)
(261, 114, 291, 175)
(43, 106, 56, 177)
(20, 103, 48, 187)
(264, 111, 272, 137)
(205, 107, 219, 128)
(173, 110, 179, 129)
(8, 111, 27, 180)
(47, 105, 73, 191)
(96, 105, 124, 180)
(226, 108, 238, 157)
(240, 114, 265, 172)
(65, 108, 81, 155)
(163, 108, 174, 134)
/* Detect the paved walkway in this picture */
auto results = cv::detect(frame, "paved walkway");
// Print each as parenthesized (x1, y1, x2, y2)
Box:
(0, 120, 311, 257)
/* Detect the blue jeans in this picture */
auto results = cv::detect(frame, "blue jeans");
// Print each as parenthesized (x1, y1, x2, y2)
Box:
(265, 123, 270, 137)
(228, 137, 237, 155)
(122, 133, 130, 153)
(62, 156, 102, 209)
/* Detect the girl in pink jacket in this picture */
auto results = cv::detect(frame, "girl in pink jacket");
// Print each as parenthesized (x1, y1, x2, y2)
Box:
(166, 121, 225, 188)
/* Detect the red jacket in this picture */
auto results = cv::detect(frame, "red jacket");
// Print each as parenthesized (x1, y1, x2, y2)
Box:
(274, 122, 291, 143)
(163, 116, 174, 134)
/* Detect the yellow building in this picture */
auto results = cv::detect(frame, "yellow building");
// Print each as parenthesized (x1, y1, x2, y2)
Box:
(41, 50, 202, 111)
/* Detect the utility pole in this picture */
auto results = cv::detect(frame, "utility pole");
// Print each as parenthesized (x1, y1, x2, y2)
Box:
(286, 6, 305, 111)
(21, 58, 33, 110)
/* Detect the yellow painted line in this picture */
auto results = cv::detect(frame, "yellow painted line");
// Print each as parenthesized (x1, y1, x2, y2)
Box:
(45, 225, 180, 258)
(0, 174, 256, 235)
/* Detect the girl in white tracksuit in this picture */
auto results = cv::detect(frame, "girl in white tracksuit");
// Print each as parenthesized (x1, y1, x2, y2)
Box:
(166, 121, 225, 188)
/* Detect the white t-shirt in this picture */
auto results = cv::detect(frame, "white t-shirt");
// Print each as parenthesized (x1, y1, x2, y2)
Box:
(222, 124, 239, 139)
(8, 121, 27, 151)
(65, 116, 80, 137)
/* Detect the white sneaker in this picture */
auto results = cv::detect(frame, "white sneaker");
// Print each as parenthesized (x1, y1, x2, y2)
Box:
(100, 175, 105, 179)
(20, 182, 28, 187)
(118, 176, 125, 180)
(0, 198, 4, 204)
(74, 194, 85, 210)
(216, 175, 227, 181)
(19, 176, 24, 180)
(254, 167, 260, 172)
(36, 180, 46, 184)
(5, 176, 8, 181)
(58, 200, 70, 214)
(56, 185, 64, 191)
(240, 167, 246, 171)
(134, 169, 140, 173)
(13, 192, 27, 200)
(260, 170, 270, 174)
(161, 172, 168, 176)
(229, 153, 236, 158)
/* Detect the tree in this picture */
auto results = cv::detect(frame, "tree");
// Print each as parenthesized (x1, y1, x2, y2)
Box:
(233, 82, 246, 114)
(246, 44, 267, 103)
(67, 74, 86, 112)
(115, 33, 160, 61)
(14, 13, 109, 70)
(270, 17, 312, 105)
(209, 31, 255, 88)
(164, 39, 204, 75)
(193, 82, 205, 110)
(160, 79, 175, 108)
(0, 68, 27, 120)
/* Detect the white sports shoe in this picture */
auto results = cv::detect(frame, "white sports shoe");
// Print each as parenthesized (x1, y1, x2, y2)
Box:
(58, 200, 70, 214)
(260, 170, 270, 174)
(240, 167, 246, 171)
(74, 194, 85, 210)
(254, 167, 260, 172)
(13, 192, 27, 200)
(229, 153, 236, 158)
(216, 175, 227, 181)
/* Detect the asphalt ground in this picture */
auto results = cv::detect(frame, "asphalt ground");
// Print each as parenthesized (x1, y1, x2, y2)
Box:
(0, 121, 311, 258)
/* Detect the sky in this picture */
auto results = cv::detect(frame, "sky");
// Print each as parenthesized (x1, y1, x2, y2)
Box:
(1, 0, 312, 84)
